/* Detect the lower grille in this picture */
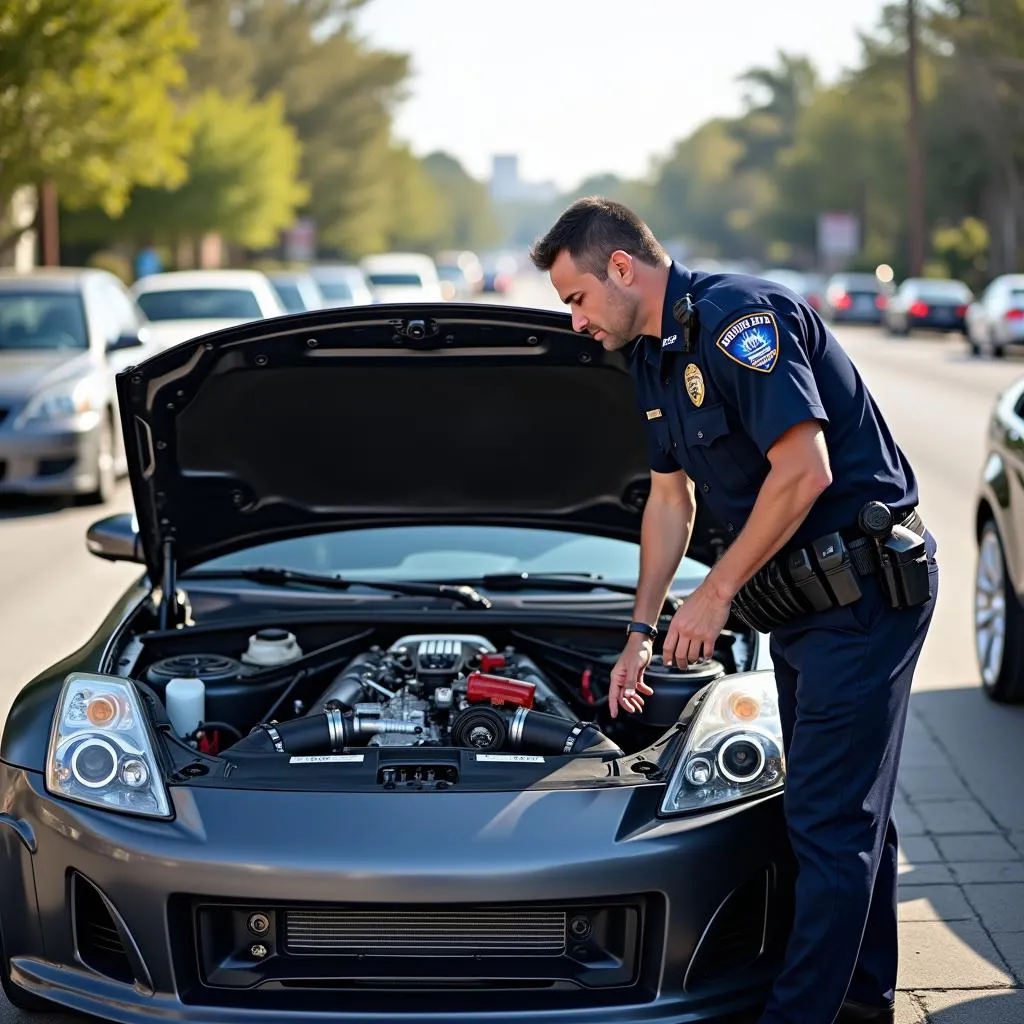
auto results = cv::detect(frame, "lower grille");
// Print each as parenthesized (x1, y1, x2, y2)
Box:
(72, 874, 135, 985)
(285, 908, 567, 956)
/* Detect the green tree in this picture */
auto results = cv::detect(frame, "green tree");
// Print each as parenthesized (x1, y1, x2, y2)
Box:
(0, 0, 195, 254)
(421, 152, 503, 252)
(231, 0, 415, 255)
(64, 88, 308, 253)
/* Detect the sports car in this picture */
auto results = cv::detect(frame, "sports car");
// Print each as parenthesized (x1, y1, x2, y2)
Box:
(0, 302, 793, 1023)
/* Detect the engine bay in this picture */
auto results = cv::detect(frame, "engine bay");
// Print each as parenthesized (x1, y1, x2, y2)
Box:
(120, 620, 754, 771)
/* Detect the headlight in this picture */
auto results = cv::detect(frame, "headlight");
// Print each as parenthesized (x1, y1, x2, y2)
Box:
(15, 377, 101, 427)
(660, 671, 785, 815)
(46, 673, 172, 819)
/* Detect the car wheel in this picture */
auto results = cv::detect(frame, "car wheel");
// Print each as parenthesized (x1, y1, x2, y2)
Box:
(0, 927, 53, 1013)
(975, 520, 1024, 703)
(82, 413, 116, 505)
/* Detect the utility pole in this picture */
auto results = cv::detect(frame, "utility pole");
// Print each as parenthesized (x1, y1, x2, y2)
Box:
(906, 0, 927, 276)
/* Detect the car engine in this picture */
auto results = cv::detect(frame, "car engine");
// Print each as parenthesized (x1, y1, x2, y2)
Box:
(140, 627, 730, 761)
(307, 633, 579, 748)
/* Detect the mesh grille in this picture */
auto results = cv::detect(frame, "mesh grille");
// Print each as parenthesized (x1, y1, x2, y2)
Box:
(285, 908, 567, 957)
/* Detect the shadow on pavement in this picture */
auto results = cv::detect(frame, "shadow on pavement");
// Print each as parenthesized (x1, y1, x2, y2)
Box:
(0, 495, 75, 521)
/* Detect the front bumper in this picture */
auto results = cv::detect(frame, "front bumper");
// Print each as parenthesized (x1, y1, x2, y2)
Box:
(0, 415, 102, 496)
(0, 762, 792, 1023)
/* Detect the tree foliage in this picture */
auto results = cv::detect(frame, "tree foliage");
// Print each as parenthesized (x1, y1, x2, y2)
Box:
(0, 0, 195, 252)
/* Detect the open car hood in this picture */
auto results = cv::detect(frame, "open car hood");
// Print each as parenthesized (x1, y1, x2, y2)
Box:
(116, 303, 725, 582)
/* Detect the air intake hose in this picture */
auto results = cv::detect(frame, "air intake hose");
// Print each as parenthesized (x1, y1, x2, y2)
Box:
(451, 706, 622, 757)
(228, 707, 421, 755)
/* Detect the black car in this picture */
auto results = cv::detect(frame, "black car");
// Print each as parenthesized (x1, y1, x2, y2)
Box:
(975, 374, 1024, 703)
(883, 277, 972, 337)
(0, 303, 793, 1024)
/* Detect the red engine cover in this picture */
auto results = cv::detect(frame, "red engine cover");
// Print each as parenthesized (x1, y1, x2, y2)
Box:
(465, 671, 536, 709)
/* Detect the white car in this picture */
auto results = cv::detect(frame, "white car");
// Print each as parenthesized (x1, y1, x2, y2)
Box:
(131, 270, 287, 349)
(965, 274, 1024, 357)
(359, 253, 445, 303)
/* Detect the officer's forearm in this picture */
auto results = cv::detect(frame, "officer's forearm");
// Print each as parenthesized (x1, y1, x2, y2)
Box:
(704, 449, 831, 603)
(633, 486, 696, 624)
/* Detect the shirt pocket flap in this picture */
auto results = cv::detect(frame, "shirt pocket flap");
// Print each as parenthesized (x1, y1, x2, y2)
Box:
(684, 404, 730, 448)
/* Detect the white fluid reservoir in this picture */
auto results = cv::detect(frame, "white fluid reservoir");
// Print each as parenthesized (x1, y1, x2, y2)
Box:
(241, 628, 303, 667)
(165, 677, 206, 738)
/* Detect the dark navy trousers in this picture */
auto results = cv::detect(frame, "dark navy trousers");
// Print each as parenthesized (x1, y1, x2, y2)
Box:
(756, 533, 939, 1024)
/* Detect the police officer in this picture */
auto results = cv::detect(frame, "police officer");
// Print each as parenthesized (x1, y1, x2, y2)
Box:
(530, 197, 938, 1024)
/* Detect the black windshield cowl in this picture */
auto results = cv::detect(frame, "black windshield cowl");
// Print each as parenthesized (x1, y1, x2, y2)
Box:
(432, 572, 682, 616)
(178, 567, 493, 610)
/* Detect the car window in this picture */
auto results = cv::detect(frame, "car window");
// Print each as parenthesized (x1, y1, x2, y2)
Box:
(95, 278, 142, 342)
(314, 279, 354, 302)
(136, 288, 263, 321)
(366, 272, 424, 287)
(270, 280, 306, 313)
(908, 280, 971, 302)
(196, 525, 711, 585)
(0, 291, 88, 350)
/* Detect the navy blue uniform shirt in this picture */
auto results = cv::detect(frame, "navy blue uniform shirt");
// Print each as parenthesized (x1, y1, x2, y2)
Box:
(628, 262, 918, 549)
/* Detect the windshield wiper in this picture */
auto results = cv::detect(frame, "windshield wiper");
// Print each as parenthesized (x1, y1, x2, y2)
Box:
(435, 572, 682, 614)
(179, 567, 492, 610)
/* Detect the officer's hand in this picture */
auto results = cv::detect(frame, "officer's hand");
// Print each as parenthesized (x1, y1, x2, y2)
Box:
(662, 584, 732, 668)
(608, 634, 655, 719)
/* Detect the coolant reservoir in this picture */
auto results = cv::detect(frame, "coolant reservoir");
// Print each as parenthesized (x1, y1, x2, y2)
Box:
(241, 628, 303, 667)
(165, 677, 206, 738)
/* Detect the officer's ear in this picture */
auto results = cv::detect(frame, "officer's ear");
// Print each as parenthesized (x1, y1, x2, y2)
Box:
(608, 250, 634, 286)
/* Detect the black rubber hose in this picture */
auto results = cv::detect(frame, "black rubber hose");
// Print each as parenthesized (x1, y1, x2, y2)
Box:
(507, 708, 623, 757)
(230, 713, 334, 755)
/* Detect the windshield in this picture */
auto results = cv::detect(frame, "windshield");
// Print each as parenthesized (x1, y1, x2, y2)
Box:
(196, 525, 710, 587)
(367, 272, 424, 287)
(0, 292, 88, 350)
(270, 280, 306, 313)
(905, 280, 971, 301)
(316, 279, 354, 301)
(136, 288, 263, 321)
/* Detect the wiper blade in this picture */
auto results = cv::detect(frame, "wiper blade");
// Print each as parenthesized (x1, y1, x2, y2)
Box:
(443, 572, 682, 614)
(179, 567, 492, 609)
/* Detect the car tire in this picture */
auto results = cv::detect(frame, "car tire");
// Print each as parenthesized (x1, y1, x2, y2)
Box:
(975, 519, 1024, 703)
(81, 412, 116, 506)
(0, 926, 54, 1013)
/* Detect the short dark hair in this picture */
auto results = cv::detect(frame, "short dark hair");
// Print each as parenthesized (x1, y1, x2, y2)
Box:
(529, 197, 668, 279)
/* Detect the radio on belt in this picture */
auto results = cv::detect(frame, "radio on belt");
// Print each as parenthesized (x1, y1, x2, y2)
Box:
(857, 501, 930, 609)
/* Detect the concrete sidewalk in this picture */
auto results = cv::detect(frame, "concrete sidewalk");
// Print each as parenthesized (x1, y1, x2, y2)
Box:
(892, 692, 1024, 1024)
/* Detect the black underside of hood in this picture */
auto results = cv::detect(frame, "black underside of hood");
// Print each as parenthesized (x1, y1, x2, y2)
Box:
(116, 303, 724, 581)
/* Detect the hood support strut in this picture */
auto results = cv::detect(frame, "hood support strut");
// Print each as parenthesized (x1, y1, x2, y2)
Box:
(158, 538, 176, 630)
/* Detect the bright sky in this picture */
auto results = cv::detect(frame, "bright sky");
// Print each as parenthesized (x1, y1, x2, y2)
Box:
(354, 0, 892, 191)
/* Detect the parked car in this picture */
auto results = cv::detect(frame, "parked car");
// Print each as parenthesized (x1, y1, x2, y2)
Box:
(131, 270, 287, 349)
(360, 252, 446, 302)
(964, 273, 1024, 357)
(0, 267, 155, 504)
(0, 302, 793, 1024)
(823, 272, 888, 324)
(974, 374, 1024, 703)
(307, 264, 376, 308)
(267, 271, 326, 313)
(883, 277, 972, 336)
(759, 269, 827, 313)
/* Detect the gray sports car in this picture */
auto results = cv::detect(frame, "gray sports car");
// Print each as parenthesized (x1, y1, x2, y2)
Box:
(0, 303, 793, 1023)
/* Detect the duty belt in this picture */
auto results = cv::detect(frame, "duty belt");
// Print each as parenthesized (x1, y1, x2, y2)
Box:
(730, 506, 928, 634)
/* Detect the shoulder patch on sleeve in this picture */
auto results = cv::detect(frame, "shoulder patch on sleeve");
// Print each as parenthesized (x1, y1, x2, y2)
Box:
(714, 310, 779, 373)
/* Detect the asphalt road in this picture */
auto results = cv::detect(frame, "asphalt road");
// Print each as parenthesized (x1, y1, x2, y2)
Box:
(2, 274, 1024, 1022)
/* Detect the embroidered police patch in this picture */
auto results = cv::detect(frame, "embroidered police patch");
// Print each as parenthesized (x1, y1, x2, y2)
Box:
(684, 363, 705, 407)
(715, 311, 779, 373)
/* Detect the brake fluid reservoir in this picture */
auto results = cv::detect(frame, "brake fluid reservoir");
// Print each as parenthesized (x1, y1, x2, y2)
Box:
(241, 628, 303, 667)
(165, 677, 206, 737)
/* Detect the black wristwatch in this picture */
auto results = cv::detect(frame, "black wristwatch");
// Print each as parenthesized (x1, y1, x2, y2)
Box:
(626, 621, 658, 641)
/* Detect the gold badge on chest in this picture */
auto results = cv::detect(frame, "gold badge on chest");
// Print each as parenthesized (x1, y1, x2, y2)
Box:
(684, 363, 705, 407)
